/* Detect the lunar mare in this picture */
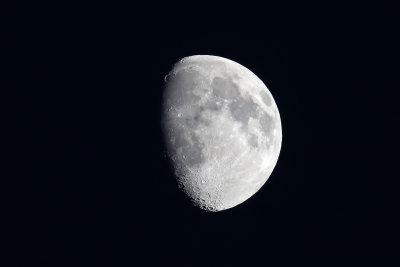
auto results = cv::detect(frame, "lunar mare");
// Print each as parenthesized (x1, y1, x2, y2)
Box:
(161, 55, 282, 211)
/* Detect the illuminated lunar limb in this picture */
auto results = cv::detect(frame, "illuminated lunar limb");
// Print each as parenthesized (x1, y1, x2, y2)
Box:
(162, 55, 282, 212)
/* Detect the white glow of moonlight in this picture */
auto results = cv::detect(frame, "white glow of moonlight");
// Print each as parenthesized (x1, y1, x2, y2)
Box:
(161, 55, 282, 212)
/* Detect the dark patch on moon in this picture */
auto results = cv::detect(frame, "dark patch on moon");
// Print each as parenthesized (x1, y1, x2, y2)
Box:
(259, 112, 274, 136)
(201, 100, 224, 114)
(211, 76, 240, 99)
(183, 105, 211, 128)
(228, 96, 258, 125)
(247, 133, 258, 147)
(231, 73, 240, 81)
(259, 90, 272, 106)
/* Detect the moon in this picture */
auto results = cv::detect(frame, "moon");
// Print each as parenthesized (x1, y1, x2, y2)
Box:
(161, 55, 282, 212)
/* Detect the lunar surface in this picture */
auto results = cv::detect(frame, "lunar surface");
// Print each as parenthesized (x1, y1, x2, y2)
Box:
(161, 55, 282, 212)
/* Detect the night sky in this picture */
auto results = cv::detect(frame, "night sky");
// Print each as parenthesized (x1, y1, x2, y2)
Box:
(4, 7, 398, 266)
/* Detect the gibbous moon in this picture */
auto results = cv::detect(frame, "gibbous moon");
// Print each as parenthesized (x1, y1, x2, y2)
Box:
(161, 55, 282, 212)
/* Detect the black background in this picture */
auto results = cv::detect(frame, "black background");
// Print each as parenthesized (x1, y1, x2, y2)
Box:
(3, 5, 398, 266)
